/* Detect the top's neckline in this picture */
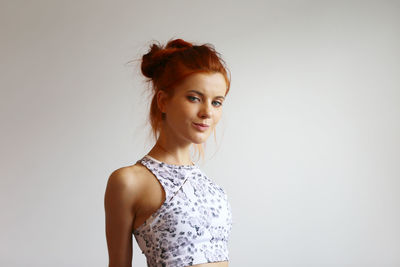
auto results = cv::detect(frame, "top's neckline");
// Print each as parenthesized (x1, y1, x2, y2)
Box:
(144, 154, 199, 169)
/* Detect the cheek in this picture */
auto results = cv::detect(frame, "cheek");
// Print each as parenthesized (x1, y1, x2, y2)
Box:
(168, 103, 194, 123)
(180, 103, 197, 117)
(213, 110, 223, 125)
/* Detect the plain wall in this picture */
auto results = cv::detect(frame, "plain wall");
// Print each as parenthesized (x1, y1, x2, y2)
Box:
(1, 0, 399, 266)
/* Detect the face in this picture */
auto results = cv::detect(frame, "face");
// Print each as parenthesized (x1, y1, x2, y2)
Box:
(158, 72, 227, 144)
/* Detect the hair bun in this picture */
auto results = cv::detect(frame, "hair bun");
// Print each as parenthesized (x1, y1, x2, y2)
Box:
(141, 39, 194, 79)
(166, 39, 193, 49)
(141, 43, 163, 79)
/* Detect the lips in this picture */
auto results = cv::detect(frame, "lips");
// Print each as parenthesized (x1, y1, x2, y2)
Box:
(192, 122, 210, 131)
(194, 123, 209, 127)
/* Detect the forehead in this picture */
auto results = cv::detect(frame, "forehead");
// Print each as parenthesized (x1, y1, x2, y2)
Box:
(175, 72, 227, 96)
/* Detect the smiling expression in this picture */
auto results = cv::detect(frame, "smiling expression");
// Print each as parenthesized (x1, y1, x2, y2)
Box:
(158, 72, 228, 144)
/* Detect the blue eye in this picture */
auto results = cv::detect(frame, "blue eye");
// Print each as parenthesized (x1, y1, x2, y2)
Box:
(213, 101, 223, 107)
(187, 96, 200, 102)
(187, 96, 223, 107)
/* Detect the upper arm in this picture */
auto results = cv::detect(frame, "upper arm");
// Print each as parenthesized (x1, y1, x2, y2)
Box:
(104, 168, 142, 267)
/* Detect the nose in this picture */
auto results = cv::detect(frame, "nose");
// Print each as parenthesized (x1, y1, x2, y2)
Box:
(199, 101, 212, 119)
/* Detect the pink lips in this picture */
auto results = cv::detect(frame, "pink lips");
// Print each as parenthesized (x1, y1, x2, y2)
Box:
(192, 122, 209, 131)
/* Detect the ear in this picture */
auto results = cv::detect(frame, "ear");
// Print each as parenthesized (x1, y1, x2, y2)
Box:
(156, 90, 168, 113)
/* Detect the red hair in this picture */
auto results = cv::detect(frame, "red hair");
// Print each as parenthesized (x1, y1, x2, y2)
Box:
(140, 38, 231, 160)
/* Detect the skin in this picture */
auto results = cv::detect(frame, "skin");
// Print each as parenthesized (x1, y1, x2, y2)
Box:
(104, 72, 228, 267)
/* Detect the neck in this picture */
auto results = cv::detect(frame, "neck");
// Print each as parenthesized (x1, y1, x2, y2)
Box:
(147, 129, 193, 166)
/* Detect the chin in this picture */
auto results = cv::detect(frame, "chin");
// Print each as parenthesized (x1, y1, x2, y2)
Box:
(190, 134, 210, 144)
(190, 138, 206, 144)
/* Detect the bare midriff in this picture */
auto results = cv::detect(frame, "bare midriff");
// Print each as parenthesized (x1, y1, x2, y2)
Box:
(191, 261, 228, 267)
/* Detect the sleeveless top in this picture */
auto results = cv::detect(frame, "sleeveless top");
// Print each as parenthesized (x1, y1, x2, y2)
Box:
(133, 155, 233, 267)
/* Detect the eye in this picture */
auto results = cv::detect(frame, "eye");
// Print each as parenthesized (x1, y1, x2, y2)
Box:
(213, 101, 223, 107)
(187, 96, 200, 102)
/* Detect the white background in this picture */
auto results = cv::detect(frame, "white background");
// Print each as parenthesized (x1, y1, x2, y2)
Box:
(1, 0, 399, 266)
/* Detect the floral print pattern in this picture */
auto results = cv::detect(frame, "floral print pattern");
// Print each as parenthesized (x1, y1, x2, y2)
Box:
(133, 155, 232, 267)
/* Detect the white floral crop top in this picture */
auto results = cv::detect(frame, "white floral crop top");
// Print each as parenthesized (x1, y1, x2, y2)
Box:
(133, 155, 233, 267)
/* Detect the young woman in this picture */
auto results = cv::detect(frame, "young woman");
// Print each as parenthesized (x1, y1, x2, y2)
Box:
(104, 38, 233, 267)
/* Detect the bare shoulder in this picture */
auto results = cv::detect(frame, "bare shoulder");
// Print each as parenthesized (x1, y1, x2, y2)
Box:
(106, 163, 149, 194)
(105, 163, 150, 210)
(104, 163, 150, 266)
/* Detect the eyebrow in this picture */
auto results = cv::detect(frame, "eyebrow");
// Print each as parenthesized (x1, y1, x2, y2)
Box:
(187, 90, 225, 100)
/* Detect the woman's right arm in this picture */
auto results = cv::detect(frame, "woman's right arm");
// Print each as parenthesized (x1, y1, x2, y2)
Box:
(104, 168, 142, 267)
